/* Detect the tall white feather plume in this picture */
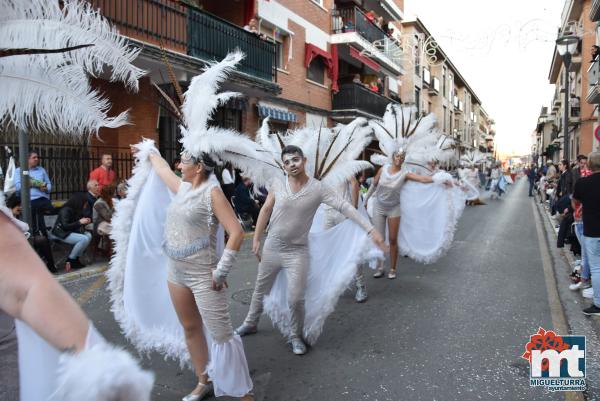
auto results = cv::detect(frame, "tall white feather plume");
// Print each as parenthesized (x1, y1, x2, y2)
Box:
(0, 60, 129, 135)
(0, 0, 144, 90)
(460, 150, 486, 166)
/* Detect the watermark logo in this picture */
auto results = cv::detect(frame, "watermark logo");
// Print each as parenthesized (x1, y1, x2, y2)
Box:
(521, 328, 586, 392)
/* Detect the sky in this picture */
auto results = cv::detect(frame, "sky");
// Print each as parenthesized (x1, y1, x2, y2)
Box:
(404, 0, 564, 156)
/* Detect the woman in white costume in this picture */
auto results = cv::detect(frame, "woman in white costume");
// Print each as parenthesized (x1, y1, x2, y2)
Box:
(145, 149, 253, 401)
(367, 105, 466, 267)
(109, 53, 258, 400)
(363, 151, 440, 278)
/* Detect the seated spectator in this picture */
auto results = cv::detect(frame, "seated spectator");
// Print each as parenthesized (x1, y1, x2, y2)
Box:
(6, 193, 57, 273)
(234, 176, 260, 225)
(116, 181, 128, 200)
(50, 193, 92, 270)
(93, 184, 114, 236)
(369, 81, 379, 92)
(352, 73, 362, 84)
(221, 164, 236, 204)
(376, 77, 384, 95)
(84, 179, 100, 220)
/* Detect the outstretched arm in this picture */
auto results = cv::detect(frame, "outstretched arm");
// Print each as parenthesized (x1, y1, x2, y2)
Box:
(252, 192, 275, 261)
(0, 213, 88, 352)
(148, 153, 181, 194)
(322, 186, 386, 251)
(406, 172, 433, 183)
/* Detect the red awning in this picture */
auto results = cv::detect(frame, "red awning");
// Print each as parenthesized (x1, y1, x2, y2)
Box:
(349, 46, 380, 72)
(305, 43, 338, 92)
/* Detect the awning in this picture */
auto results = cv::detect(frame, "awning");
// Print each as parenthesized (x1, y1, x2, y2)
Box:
(305, 43, 338, 92)
(258, 105, 297, 122)
(349, 46, 380, 72)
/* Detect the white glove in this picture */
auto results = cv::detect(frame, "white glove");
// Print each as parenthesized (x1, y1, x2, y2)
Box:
(212, 248, 237, 285)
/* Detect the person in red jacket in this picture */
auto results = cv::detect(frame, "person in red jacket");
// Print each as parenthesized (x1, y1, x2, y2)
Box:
(89, 154, 116, 191)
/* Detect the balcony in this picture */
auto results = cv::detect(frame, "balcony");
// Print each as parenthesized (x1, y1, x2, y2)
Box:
(332, 83, 394, 120)
(428, 77, 440, 95)
(592, 0, 600, 21)
(331, 6, 403, 75)
(587, 59, 600, 104)
(89, 0, 277, 83)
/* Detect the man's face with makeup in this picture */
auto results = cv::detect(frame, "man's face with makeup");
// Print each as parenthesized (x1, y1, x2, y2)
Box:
(282, 152, 306, 177)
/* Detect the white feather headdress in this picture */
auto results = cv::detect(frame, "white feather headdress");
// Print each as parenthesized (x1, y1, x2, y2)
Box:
(460, 150, 486, 167)
(368, 104, 438, 166)
(253, 118, 373, 187)
(0, 0, 144, 135)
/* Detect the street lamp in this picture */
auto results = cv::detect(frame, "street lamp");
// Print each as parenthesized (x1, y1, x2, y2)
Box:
(556, 34, 579, 163)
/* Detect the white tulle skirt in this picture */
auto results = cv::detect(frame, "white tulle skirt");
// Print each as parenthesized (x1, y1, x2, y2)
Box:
(108, 153, 252, 397)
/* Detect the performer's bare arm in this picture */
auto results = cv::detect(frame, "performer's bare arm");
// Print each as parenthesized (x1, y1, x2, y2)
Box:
(252, 192, 275, 261)
(149, 153, 181, 193)
(322, 187, 387, 251)
(406, 172, 433, 183)
(350, 177, 360, 208)
(0, 213, 88, 353)
(363, 167, 382, 205)
(212, 188, 244, 252)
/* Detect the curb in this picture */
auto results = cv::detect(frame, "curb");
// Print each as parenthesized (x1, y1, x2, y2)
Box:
(56, 264, 108, 284)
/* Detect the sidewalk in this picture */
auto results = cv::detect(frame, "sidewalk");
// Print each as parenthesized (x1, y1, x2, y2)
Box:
(533, 194, 600, 399)
(54, 260, 109, 283)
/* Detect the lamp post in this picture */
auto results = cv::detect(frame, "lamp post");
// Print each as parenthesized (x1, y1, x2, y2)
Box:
(556, 34, 579, 163)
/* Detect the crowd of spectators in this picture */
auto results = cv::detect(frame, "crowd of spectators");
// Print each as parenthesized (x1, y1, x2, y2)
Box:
(527, 152, 600, 316)
(3, 151, 125, 273)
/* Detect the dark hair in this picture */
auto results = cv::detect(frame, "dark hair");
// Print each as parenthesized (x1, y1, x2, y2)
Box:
(62, 192, 88, 216)
(281, 145, 304, 159)
(6, 193, 20, 209)
(577, 154, 588, 161)
(100, 184, 115, 209)
(559, 159, 570, 169)
(28, 151, 39, 157)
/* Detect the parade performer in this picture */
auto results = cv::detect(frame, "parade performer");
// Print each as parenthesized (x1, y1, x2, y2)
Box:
(235, 119, 386, 355)
(1, 1, 153, 400)
(459, 151, 486, 205)
(367, 105, 466, 267)
(109, 53, 256, 400)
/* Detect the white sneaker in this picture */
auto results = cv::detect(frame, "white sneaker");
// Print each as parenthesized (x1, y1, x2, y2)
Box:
(571, 260, 582, 269)
(570, 280, 591, 291)
(582, 287, 594, 299)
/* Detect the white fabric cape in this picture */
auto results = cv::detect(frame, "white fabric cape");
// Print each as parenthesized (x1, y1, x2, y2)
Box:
(3, 155, 16, 195)
(397, 172, 466, 264)
(108, 152, 251, 397)
(263, 199, 382, 345)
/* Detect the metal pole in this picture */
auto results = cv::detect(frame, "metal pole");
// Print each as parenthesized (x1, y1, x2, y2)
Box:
(18, 129, 32, 233)
(563, 55, 571, 163)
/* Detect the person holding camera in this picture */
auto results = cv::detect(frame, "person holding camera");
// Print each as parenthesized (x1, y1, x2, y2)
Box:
(50, 192, 92, 270)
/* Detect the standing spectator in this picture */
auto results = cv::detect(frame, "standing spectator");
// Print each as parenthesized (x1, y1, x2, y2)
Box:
(375, 77, 384, 95)
(221, 163, 236, 204)
(546, 160, 557, 182)
(50, 193, 92, 270)
(234, 176, 260, 226)
(527, 164, 537, 197)
(93, 184, 114, 236)
(570, 157, 592, 292)
(89, 154, 116, 192)
(556, 159, 574, 199)
(572, 154, 589, 184)
(591, 45, 599, 63)
(14, 151, 53, 235)
(572, 152, 600, 316)
(116, 181, 128, 200)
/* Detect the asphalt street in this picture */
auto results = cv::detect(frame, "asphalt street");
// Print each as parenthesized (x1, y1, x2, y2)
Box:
(1, 177, 588, 400)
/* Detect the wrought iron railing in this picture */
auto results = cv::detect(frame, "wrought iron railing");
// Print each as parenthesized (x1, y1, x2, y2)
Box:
(88, 0, 277, 82)
(0, 139, 133, 201)
(332, 83, 393, 117)
(89, 0, 188, 52)
(187, 7, 277, 82)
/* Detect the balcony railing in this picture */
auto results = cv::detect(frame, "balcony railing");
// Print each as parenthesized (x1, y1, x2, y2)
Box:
(188, 8, 276, 82)
(89, 0, 276, 82)
(332, 6, 402, 65)
(332, 83, 393, 118)
(587, 59, 600, 104)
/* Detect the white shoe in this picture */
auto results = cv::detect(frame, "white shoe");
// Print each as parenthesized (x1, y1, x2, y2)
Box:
(582, 287, 594, 299)
(570, 280, 591, 291)
(290, 337, 307, 355)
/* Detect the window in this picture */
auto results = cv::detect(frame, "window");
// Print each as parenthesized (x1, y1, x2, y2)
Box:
(415, 88, 421, 114)
(443, 105, 447, 131)
(307, 57, 326, 85)
(310, 0, 324, 7)
(442, 66, 447, 98)
(276, 41, 284, 69)
(265, 119, 290, 135)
